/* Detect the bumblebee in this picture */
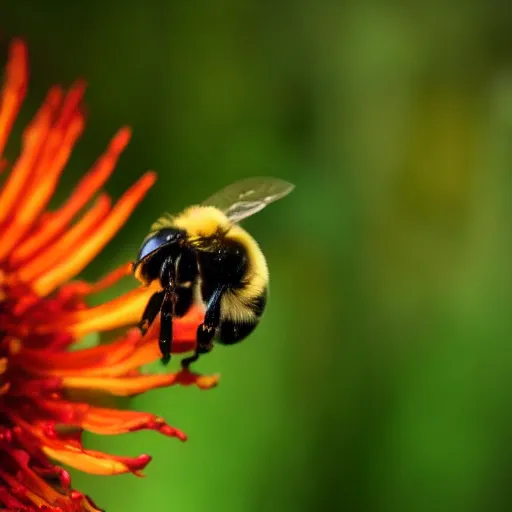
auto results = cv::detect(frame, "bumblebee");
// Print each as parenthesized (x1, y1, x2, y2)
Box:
(132, 177, 294, 369)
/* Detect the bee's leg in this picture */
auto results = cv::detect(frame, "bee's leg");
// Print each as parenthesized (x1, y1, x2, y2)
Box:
(180, 352, 199, 369)
(180, 327, 214, 370)
(159, 292, 173, 365)
(181, 285, 225, 370)
(139, 290, 165, 335)
(159, 256, 175, 288)
(158, 255, 177, 365)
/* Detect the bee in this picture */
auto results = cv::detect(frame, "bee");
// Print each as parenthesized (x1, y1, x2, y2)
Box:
(132, 177, 294, 369)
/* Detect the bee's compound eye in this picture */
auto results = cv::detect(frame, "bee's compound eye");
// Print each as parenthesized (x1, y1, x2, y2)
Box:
(138, 235, 164, 262)
(137, 228, 185, 262)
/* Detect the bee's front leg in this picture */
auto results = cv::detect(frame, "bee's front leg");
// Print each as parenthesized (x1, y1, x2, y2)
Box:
(181, 285, 226, 370)
(159, 291, 173, 365)
(139, 290, 165, 335)
(158, 255, 177, 365)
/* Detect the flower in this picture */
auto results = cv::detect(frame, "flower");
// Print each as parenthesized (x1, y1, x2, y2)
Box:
(0, 40, 217, 511)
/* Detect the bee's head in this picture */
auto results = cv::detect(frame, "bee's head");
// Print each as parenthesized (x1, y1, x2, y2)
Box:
(133, 228, 186, 285)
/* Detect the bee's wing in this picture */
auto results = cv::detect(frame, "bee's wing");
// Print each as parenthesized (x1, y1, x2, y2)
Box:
(202, 177, 294, 223)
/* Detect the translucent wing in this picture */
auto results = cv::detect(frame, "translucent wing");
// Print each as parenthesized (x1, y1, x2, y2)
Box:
(202, 177, 294, 223)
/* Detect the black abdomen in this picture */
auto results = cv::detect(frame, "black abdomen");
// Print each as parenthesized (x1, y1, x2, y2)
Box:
(216, 287, 268, 345)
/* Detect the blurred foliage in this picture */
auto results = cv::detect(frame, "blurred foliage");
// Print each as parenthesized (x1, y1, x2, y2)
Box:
(2, 1, 512, 511)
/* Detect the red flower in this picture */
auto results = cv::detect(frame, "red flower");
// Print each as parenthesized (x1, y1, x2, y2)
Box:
(0, 40, 217, 511)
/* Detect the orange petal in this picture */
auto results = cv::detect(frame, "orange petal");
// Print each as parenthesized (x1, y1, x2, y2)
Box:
(52, 79, 86, 130)
(143, 306, 203, 350)
(37, 398, 186, 439)
(0, 110, 85, 260)
(0, 82, 86, 253)
(59, 284, 158, 337)
(19, 316, 198, 379)
(86, 410, 186, 439)
(32, 172, 157, 297)
(18, 330, 142, 377)
(69, 335, 192, 378)
(0, 39, 28, 159)
(21, 338, 154, 378)
(66, 290, 203, 338)
(91, 336, 161, 376)
(84, 323, 199, 377)
(61, 371, 219, 396)
(16, 194, 111, 282)
(80, 406, 187, 439)
(42, 446, 152, 476)
(0, 86, 62, 225)
(59, 262, 133, 297)
(16, 111, 85, 222)
(10, 127, 131, 265)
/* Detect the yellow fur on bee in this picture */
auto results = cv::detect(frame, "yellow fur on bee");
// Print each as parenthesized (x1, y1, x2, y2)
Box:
(224, 224, 268, 297)
(173, 206, 231, 239)
(219, 227, 268, 325)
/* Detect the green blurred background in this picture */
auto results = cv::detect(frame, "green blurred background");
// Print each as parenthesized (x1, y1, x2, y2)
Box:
(2, 2, 512, 511)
